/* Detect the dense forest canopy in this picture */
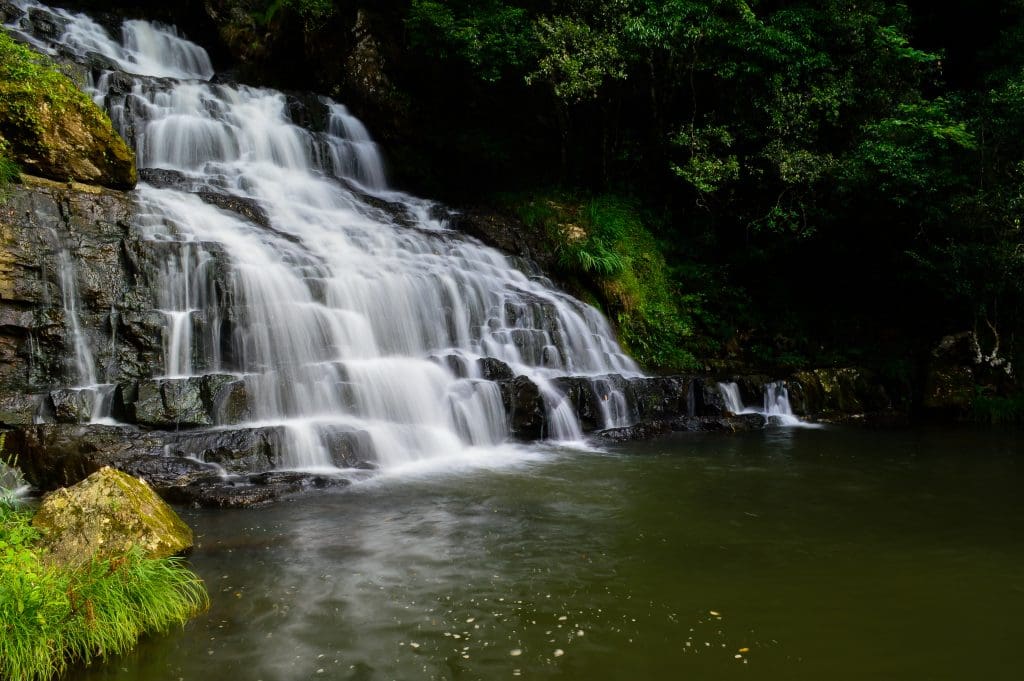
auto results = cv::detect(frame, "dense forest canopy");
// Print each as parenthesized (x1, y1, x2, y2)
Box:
(395, 0, 1024, 378)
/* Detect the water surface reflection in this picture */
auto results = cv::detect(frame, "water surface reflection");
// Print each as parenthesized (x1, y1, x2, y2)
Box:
(73, 426, 1023, 680)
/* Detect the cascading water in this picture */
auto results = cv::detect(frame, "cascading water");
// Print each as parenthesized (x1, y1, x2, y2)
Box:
(5, 1, 642, 472)
(46, 228, 117, 423)
(717, 380, 820, 428)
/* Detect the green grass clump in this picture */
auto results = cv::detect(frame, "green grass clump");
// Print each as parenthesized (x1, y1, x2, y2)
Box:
(513, 193, 700, 371)
(0, 504, 209, 681)
(0, 150, 19, 184)
(0, 138, 20, 199)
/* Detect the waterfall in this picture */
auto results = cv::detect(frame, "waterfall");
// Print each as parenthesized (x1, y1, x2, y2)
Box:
(5, 1, 643, 471)
(717, 381, 820, 428)
(46, 228, 117, 423)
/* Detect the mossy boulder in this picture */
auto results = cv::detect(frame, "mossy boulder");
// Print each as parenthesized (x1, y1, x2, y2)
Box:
(31, 466, 193, 567)
(0, 32, 135, 189)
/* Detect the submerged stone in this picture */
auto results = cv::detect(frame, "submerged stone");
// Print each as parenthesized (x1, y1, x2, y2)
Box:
(32, 466, 193, 567)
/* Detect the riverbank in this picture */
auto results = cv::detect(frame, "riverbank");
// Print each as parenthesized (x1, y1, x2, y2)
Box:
(0, 469, 208, 681)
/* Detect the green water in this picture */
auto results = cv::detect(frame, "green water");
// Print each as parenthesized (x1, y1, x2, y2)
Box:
(75, 426, 1023, 680)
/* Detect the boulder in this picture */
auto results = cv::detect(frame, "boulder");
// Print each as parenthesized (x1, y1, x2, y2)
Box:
(48, 387, 97, 423)
(788, 368, 891, 417)
(477, 357, 514, 381)
(0, 393, 42, 426)
(626, 376, 690, 421)
(922, 366, 976, 413)
(167, 426, 283, 474)
(31, 466, 193, 567)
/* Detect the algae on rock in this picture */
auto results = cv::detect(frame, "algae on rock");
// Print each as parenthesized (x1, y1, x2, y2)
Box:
(0, 32, 136, 189)
(32, 466, 193, 567)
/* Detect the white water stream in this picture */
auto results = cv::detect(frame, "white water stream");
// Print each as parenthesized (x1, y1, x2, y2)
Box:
(4, 1, 642, 471)
(718, 380, 821, 428)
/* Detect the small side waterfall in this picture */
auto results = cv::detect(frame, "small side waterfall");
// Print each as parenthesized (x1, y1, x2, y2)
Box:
(763, 381, 803, 426)
(719, 382, 747, 415)
(47, 229, 117, 423)
(5, 0, 644, 473)
(717, 380, 819, 428)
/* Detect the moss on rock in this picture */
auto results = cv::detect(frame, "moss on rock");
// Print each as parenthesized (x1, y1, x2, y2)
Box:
(0, 32, 135, 189)
(32, 467, 193, 568)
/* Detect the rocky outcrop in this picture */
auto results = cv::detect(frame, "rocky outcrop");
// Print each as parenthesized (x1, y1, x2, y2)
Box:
(499, 375, 546, 440)
(448, 208, 558, 275)
(920, 331, 1015, 418)
(32, 466, 193, 567)
(0, 32, 136, 188)
(787, 368, 895, 420)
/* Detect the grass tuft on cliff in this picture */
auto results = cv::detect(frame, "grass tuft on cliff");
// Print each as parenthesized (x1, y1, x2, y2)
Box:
(0, 138, 20, 198)
(512, 193, 699, 371)
(0, 31, 135, 188)
(0, 503, 208, 681)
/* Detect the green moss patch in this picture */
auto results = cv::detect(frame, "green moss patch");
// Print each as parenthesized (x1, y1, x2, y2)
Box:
(0, 31, 135, 188)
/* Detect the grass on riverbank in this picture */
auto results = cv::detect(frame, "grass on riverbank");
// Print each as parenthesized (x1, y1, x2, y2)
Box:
(0, 502, 209, 681)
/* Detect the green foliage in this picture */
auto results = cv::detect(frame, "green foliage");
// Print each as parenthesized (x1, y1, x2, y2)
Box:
(0, 138, 19, 192)
(0, 434, 25, 507)
(671, 125, 739, 195)
(528, 13, 627, 104)
(0, 32, 89, 118)
(842, 99, 975, 205)
(257, 0, 334, 25)
(0, 30, 134, 186)
(0, 507, 208, 681)
(407, 1, 534, 82)
(514, 193, 699, 371)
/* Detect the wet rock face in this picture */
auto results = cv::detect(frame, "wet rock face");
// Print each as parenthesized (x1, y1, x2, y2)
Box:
(127, 374, 243, 428)
(626, 376, 691, 421)
(499, 375, 546, 440)
(0, 178, 159, 408)
(6, 424, 166, 489)
(788, 368, 892, 418)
